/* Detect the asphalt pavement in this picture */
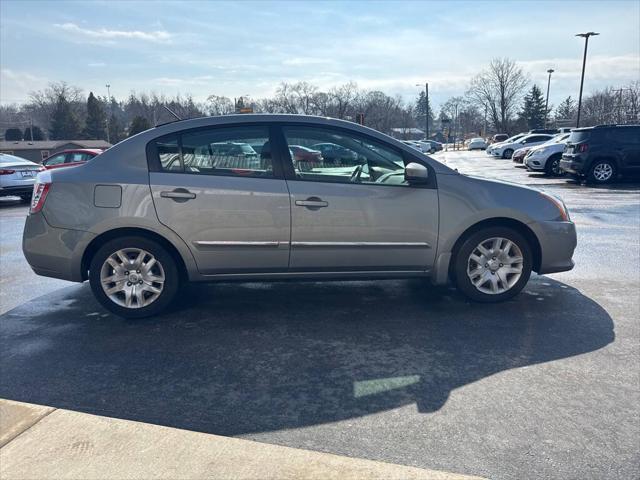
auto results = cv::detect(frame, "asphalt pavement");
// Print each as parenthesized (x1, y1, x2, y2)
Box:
(1, 150, 638, 480)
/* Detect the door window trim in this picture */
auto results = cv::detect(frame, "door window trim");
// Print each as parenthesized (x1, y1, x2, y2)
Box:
(146, 123, 286, 180)
(273, 123, 437, 189)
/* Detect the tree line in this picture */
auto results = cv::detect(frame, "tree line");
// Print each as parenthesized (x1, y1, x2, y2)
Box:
(1, 58, 638, 144)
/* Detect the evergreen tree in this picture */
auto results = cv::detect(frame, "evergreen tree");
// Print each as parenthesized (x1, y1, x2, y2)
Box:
(519, 85, 547, 130)
(83, 92, 107, 140)
(4, 128, 23, 141)
(414, 91, 435, 137)
(23, 125, 45, 141)
(49, 94, 81, 139)
(556, 96, 577, 121)
(128, 116, 151, 136)
(108, 113, 124, 144)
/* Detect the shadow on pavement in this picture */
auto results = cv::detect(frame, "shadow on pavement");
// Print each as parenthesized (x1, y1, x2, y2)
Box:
(0, 276, 614, 436)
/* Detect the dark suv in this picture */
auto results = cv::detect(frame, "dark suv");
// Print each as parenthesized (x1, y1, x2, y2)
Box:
(560, 125, 640, 183)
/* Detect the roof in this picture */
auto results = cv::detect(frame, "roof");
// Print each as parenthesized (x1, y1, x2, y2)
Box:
(0, 140, 112, 151)
(390, 128, 424, 134)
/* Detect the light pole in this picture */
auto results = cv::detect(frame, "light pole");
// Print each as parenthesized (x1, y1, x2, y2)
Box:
(575, 32, 599, 128)
(415, 83, 429, 139)
(544, 69, 554, 128)
(105, 84, 111, 143)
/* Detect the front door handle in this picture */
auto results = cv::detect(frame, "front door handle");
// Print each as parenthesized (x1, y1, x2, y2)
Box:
(160, 188, 196, 202)
(295, 197, 328, 208)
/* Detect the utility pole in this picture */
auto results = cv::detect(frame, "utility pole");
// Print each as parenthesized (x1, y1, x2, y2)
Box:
(575, 32, 599, 128)
(415, 82, 429, 139)
(105, 84, 111, 143)
(29, 118, 34, 142)
(544, 69, 554, 128)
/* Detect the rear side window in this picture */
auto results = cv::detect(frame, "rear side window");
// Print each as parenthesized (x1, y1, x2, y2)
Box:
(149, 126, 274, 179)
(568, 131, 591, 143)
(610, 128, 640, 143)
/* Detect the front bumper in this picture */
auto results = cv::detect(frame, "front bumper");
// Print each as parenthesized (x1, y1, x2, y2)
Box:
(22, 211, 95, 282)
(530, 220, 577, 274)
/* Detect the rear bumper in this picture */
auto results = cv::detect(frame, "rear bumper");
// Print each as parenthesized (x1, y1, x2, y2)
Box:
(560, 155, 585, 175)
(0, 185, 34, 197)
(22, 212, 95, 282)
(529, 220, 577, 274)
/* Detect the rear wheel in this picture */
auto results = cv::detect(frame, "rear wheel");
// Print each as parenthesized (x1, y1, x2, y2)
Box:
(502, 148, 514, 159)
(453, 227, 533, 302)
(89, 236, 180, 318)
(588, 159, 616, 184)
(544, 153, 564, 177)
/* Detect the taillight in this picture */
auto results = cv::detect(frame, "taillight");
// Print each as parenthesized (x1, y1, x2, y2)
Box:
(30, 182, 51, 214)
(578, 143, 589, 153)
(0, 169, 16, 175)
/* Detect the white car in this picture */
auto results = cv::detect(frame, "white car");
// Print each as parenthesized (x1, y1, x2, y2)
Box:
(524, 133, 571, 176)
(486, 133, 526, 155)
(490, 134, 555, 159)
(401, 140, 430, 154)
(0, 154, 43, 201)
(467, 137, 487, 150)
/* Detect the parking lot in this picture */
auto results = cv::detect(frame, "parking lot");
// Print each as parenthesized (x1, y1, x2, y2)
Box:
(1, 150, 638, 480)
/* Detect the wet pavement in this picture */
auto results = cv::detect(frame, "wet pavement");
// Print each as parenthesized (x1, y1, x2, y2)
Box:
(1, 151, 638, 480)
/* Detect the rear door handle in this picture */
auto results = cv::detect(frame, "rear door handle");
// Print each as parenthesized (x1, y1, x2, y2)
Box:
(160, 188, 196, 201)
(295, 197, 328, 208)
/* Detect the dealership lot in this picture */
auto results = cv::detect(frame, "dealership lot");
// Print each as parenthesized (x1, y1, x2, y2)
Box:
(0, 150, 638, 480)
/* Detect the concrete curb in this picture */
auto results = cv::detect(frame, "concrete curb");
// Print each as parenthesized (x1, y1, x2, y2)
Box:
(0, 399, 484, 480)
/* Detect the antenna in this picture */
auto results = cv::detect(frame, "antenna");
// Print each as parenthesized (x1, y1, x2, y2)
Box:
(163, 105, 182, 121)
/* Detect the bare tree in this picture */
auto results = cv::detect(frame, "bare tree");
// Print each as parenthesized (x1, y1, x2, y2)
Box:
(467, 58, 528, 133)
(206, 95, 234, 116)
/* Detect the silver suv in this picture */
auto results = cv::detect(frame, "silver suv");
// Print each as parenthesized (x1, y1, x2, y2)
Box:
(23, 115, 576, 318)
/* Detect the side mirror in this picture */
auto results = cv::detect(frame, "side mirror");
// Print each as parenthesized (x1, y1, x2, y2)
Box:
(405, 162, 429, 184)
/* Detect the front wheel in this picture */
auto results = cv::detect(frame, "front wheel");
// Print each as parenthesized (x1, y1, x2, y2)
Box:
(544, 153, 565, 177)
(453, 227, 533, 302)
(89, 236, 180, 318)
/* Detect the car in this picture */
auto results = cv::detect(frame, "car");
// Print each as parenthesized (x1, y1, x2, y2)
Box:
(426, 140, 444, 152)
(467, 137, 487, 150)
(486, 133, 526, 155)
(0, 153, 44, 201)
(42, 149, 103, 170)
(23, 114, 577, 318)
(413, 140, 436, 153)
(401, 140, 424, 152)
(511, 147, 532, 164)
(490, 134, 555, 159)
(491, 134, 509, 143)
(560, 125, 640, 184)
(524, 133, 571, 176)
(311, 142, 358, 164)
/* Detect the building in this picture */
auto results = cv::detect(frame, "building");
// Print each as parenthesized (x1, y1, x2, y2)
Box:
(0, 140, 112, 163)
(389, 127, 425, 140)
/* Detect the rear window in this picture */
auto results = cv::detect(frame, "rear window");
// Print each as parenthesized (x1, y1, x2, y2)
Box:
(568, 131, 591, 143)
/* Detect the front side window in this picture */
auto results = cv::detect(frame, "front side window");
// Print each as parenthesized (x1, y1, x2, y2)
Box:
(283, 126, 408, 186)
(152, 126, 273, 178)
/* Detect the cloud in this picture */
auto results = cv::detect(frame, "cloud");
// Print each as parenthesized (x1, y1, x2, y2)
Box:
(88, 62, 106, 67)
(53, 23, 172, 43)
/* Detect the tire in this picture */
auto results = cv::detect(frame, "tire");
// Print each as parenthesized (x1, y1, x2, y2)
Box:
(587, 159, 617, 184)
(453, 227, 533, 303)
(502, 149, 514, 159)
(544, 153, 564, 177)
(89, 236, 180, 318)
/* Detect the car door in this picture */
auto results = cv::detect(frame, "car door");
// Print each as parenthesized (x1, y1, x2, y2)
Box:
(612, 128, 640, 169)
(148, 124, 291, 275)
(279, 124, 438, 272)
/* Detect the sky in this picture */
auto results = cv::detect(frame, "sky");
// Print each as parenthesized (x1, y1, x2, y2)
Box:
(1, 0, 639, 111)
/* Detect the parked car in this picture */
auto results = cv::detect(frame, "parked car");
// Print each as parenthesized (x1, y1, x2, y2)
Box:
(486, 133, 527, 156)
(311, 142, 358, 164)
(413, 140, 436, 153)
(0, 153, 44, 201)
(524, 133, 571, 176)
(401, 140, 424, 152)
(511, 147, 532, 164)
(290, 145, 323, 163)
(491, 134, 509, 143)
(23, 114, 576, 318)
(42, 149, 103, 170)
(490, 134, 555, 159)
(560, 125, 640, 184)
(467, 137, 487, 150)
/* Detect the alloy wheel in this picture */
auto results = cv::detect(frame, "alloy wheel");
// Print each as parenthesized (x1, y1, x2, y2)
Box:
(466, 237, 524, 295)
(100, 248, 165, 308)
(592, 163, 613, 182)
